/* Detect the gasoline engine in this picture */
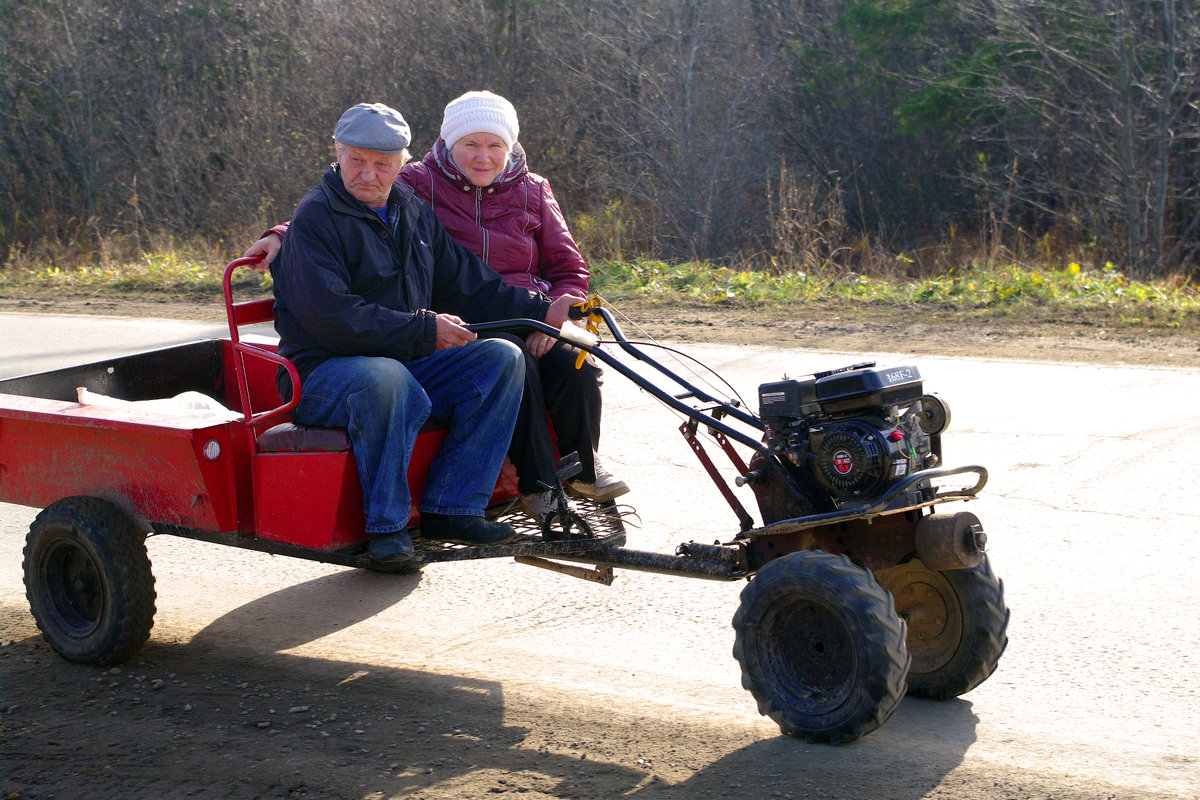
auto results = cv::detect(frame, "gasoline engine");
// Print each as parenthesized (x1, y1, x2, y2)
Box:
(757, 362, 952, 506)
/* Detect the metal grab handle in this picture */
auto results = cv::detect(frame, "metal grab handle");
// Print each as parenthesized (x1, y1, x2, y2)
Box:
(222, 257, 299, 427)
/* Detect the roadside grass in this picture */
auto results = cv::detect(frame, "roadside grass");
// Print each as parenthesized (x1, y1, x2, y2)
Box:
(2, 253, 1197, 331)
(593, 259, 1200, 330)
(0, 252, 273, 296)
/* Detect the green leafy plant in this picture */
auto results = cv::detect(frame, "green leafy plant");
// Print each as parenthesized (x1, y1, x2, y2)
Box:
(591, 258, 1197, 330)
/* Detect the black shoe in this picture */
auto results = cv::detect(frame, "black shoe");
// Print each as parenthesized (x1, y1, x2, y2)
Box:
(421, 513, 516, 546)
(369, 530, 415, 563)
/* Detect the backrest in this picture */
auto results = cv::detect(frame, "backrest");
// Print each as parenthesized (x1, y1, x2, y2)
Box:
(230, 296, 275, 331)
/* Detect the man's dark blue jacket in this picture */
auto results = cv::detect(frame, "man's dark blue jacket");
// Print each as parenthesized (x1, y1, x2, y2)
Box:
(272, 165, 552, 392)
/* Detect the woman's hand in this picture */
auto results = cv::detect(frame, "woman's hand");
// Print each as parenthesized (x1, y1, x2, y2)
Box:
(545, 293, 586, 328)
(525, 331, 558, 358)
(535, 293, 588, 357)
(242, 234, 282, 269)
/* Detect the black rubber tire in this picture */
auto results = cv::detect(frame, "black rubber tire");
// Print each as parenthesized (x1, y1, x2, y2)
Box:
(23, 496, 156, 666)
(876, 556, 1009, 699)
(733, 550, 911, 744)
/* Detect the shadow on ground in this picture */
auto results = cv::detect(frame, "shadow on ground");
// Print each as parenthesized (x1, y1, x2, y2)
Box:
(2, 569, 978, 800)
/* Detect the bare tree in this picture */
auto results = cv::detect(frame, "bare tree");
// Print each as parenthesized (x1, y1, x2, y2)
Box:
(0, 0, 117, 249)
(2, 0, 1195, 276)
(536, 0, 785, 261)
(947, 0, 1200, 275)
(748, 0, 986, 256)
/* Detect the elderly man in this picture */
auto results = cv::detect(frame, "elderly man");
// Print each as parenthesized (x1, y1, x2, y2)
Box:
(272, 102, 582, 563)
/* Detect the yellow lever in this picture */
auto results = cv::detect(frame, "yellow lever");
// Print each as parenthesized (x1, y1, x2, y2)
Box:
(572, 295, 602, 369)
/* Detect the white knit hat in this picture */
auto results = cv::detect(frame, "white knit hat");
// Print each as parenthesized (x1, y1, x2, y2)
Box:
(440, 91, 520, 151)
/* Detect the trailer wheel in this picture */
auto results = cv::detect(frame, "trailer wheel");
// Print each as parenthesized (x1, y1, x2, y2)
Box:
(733, 551, 910, 744)
(876, 556, 1008, 699)
(23, 497, 156, 666)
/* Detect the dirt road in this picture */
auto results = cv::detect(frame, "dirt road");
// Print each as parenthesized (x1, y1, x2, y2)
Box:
(2, 304, 1199, 800)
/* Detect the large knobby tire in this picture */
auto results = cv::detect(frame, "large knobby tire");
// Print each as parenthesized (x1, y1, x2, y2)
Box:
(23, 496, 156, 666)
(733, 550, 911, 744)
(876, 555, 1009, 699)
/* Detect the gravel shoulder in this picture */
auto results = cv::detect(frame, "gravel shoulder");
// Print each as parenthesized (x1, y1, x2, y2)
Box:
(4, 292, 1199, 367)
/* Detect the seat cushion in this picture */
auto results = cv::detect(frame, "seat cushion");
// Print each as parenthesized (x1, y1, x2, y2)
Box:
(256, 423, 350, 453)
(255, 417, 451, 453)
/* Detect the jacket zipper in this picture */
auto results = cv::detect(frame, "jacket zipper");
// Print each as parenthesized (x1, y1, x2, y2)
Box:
(384, 200, 413, 308)
(475, 187, 489, 264)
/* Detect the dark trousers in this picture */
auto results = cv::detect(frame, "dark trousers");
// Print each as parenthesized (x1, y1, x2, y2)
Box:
(486, 333, 604, 495)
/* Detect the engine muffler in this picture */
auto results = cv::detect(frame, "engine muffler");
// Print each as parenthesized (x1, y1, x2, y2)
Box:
(914, 511, 986, 570)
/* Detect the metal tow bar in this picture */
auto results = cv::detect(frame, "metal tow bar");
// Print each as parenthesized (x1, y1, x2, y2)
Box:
(514, 556, 616, 585)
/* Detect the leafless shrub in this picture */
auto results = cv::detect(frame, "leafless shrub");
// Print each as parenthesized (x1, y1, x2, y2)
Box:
(766, 166, 853, 273)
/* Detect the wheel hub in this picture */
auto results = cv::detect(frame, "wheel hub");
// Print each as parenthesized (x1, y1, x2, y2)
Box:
(876, 560, 962, 674)
(43, 539, 104, 637)
(771, 598, 856, 711)
(894, 581, 948, 641)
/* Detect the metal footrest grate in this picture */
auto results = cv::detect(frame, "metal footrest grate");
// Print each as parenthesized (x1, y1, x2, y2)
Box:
(404, 498, 630, 565)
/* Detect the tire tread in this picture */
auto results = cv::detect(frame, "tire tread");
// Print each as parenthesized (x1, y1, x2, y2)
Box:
(733, 551, 910, 744)
(23, 496, 156, 665)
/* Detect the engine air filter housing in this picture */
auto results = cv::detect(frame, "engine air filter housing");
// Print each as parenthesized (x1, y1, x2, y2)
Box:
(759, 364, 925, 422)
(815, 365, 924, 414)
(758, 378, 820, 422)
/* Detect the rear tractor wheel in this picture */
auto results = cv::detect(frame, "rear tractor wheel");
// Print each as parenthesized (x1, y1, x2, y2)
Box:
(876, 556, 1008, 699)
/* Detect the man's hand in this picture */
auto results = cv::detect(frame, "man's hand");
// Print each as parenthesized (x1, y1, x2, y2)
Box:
(242, 234, 282, 269)
(546, 293, 587, 329)
(435, 313, 477, 350)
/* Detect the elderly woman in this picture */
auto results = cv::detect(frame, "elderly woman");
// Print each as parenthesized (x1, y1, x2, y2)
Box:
(246, 91, 628, 519)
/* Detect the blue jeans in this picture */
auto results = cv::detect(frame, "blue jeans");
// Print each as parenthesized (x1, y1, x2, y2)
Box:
(293, 339, 524, 534)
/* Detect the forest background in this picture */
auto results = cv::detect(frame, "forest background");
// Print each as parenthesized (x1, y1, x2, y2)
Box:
(1, 0, 1198, 295)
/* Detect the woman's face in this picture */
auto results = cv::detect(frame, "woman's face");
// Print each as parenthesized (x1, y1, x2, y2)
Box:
(449, 132, 510, 187)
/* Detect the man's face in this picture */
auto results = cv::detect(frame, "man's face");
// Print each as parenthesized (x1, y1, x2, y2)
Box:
(336, 144, 408, 207)
(449, 132, 510, 187)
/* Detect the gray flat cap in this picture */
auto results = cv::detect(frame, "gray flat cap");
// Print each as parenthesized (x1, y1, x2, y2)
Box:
(332, 103, 411, 153)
